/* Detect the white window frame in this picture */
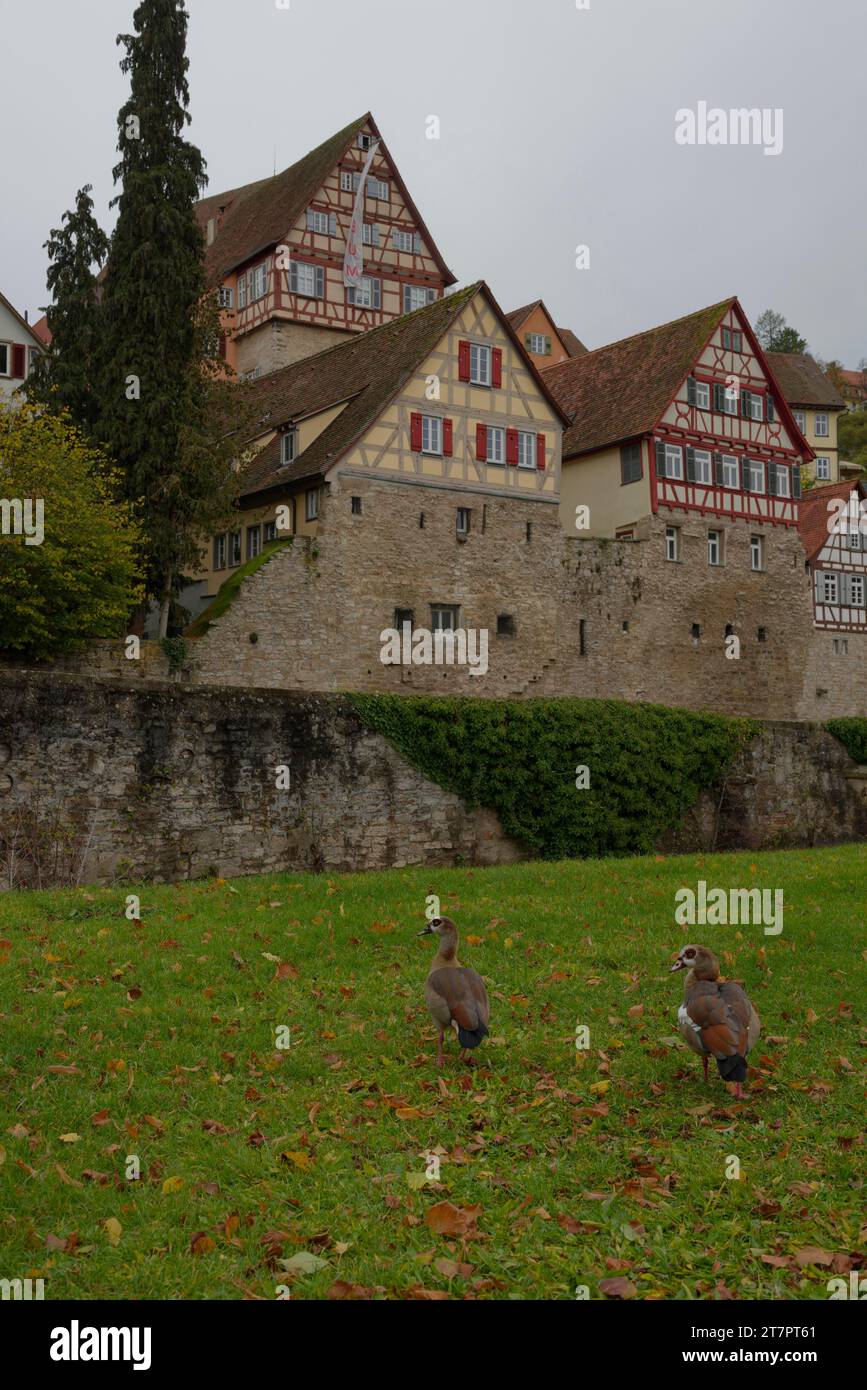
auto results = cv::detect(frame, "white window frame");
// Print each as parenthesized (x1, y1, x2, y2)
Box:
(470, 343, 492, 386)
(748, 393, 764, 421)
(218, 286, 234, 309)
(236, 274, 247, 310)
(403, 285, 435, 313)
(820, 572, 838, 603)
(773, 465, 790, 498)
(421, 415, 443, 456)
(745, 458, 764, 493)
(431, 605, 459, 632)
(250, 261, 268, 302)
(793, 410, 806, 432)
(707, 530, 722, 566)
(721, 453, 739, 489)
(392, 229, 414, 252)
(848, 574, 865, 605)
(213, 533, 227, 570)
(290, 261, 324, 299)
(457, 507, 471, 536)
(816, 456, 831, 480)
(517, 431, 536, 470)
(694, 380, 710, 409)
(529, 333, 548, 356)
(847, 528, 861, 550)
(280, 430, 297, 467)
(348, 275, 381, 309)
(486, 426, 505, 465)
(305, 489, 319, 522)
(693, 449, 712, 484)
(230, 530, 242, 567)
(815, 413, 830, 438)
(722, 384, 739, 415)
(362, 223, 380, 246)
(751, 535, 765, 572)
(307, 209, 332, 235)
(246, 524, 262, 561)
(665, 526, 680, 562)
(664, 443, 683, 479)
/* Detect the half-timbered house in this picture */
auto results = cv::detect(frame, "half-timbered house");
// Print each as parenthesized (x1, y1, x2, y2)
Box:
(543, 297, 813, 551)
(799, 480, 867, 638)
(197, 114, 455, 378)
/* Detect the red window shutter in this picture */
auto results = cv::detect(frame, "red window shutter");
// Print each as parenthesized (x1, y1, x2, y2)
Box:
(443, 418, 453, 457)
(458, 340, 471, 382)
(492, 347, 503, 388)
(475, 423, 487, 462)
(12, 344, 26, 378)
(536, 433, 546, 471)
(410, 412, 423, 451)
(506, 428, 519, 466)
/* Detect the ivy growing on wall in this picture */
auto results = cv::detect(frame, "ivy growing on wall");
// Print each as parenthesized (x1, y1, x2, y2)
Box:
(349, 693, 758, 859)
(826, 718, 867, 766)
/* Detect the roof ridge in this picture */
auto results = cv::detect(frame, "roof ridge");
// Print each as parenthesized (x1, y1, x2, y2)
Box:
(545, 296, 735, 369)
(249, 282, 482, 389)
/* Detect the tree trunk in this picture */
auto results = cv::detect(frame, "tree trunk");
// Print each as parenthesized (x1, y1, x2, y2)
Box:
(158, 575, 172, 639)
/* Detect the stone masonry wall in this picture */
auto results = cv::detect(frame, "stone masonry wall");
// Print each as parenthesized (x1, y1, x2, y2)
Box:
(0, 672, 865, 890)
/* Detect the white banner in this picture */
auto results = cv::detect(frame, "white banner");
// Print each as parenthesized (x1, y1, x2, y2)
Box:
(343, 139, 381, 290)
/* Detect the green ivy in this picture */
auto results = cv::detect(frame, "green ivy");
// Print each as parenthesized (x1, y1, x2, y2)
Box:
(826, 718, 867, 765)
(159, 636, 188, 672)
(349, 693, 758, 860)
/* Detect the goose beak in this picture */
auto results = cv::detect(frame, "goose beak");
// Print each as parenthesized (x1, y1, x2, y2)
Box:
(670, 957, 686, 972)
(418, 925, 433, 937)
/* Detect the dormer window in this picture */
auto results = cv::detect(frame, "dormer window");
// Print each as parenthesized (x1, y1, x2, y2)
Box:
(721, 327, 743, 352)
(280, 430, 297, 467)
(357, 133, 374, 151)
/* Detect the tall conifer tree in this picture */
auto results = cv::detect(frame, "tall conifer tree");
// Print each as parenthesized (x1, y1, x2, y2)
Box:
(97, 0, 239, 635)
(28, 186, 109, 433)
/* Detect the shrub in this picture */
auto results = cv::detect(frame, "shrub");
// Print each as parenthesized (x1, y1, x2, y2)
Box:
(349, 693, 758, 860)
(826, 718, 867, 765)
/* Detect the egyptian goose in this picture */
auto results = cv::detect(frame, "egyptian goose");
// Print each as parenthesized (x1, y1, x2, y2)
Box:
(418, 917, 490, 1067)
(670, 945, 760, 1098)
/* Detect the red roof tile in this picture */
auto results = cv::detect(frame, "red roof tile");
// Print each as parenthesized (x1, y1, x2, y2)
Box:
(765, 352, 845, 409)
(798, 479, 864, 562)
(542, 298, 735, 458)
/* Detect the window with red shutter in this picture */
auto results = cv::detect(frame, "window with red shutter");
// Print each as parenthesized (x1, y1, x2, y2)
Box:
(506, 428, 519, 467)
(492, 348, 503, 389)
(476, 424, 487, 462)
(410, 413, 423, 451)
(536, 434, 546, 471)
(458, 341, 471, 383)
(443, 419, 453, 457)
(11, 344, 26, 379)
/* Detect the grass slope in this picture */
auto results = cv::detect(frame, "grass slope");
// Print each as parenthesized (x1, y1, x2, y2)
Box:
(0, 847, 864, 1301)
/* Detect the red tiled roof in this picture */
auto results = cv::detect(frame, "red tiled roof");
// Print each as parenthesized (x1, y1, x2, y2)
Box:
(557, 327, 588, 356)
(840, 368, 867, 395)
(30, 315, 52, 346)
(199, 113, 455, 287)
(236, 281, 569, 501)
(765, 352, 845, 409)
(797, 479, 862, 562)
(506, 302, 541, 331)
(542, 298, 735, 458)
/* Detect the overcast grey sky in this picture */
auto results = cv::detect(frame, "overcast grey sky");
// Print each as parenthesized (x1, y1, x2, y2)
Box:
(3, 0, 865, 363)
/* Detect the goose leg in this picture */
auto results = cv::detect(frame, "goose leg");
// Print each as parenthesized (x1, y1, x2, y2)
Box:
(702, 1055, 709, 1084)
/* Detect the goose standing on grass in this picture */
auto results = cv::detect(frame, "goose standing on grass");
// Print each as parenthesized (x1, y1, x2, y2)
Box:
(418, 917, 490, 1068)
(670, 945, 760, 1099)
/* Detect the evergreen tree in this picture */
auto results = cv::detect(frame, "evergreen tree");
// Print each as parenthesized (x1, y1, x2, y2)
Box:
(97, 0, 238, 635)
(27, 186, 109, 433)
(754, 309, 807, 355)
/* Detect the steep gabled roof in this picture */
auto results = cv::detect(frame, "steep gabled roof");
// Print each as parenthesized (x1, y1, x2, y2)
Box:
(766, 352, 845, 409)
(236, 280, 569, 500)
(0, 291, 46, 350)
(798, 479, 863, 562)
(200, 113, 455, 286)
(507, 300, 587, 356)
(542, 298, 735, 458)
(30, 315, 52, 346)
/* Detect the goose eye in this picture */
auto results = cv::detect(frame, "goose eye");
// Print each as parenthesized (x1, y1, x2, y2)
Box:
(684, 948, 695, 959)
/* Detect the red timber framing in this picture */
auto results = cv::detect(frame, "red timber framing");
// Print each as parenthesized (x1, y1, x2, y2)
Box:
(649, 302, 808, 529)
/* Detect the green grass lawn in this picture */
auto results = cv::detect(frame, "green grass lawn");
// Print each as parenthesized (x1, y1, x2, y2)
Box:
(0, 846, 864, 1301)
